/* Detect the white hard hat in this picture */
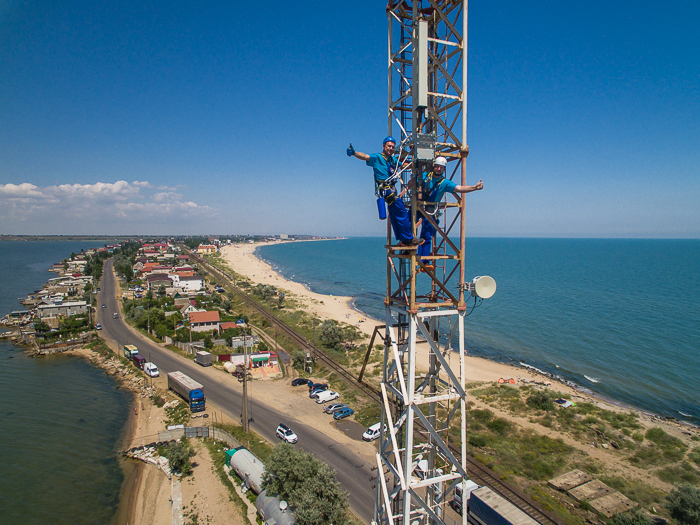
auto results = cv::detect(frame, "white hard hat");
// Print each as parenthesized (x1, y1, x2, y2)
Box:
(435, 157, 447, 167)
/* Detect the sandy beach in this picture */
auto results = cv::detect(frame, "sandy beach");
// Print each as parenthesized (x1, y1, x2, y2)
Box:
(220, 242, 589, 396)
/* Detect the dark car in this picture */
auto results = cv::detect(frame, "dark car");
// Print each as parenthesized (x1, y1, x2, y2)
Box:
(324, 403, 348, 414)
(309, 388, 327, 399)
(291, 378, 310, 387)
(308, 382, 328, 392)
(102, 304, 106, 308)
(333, 407, 354, 420)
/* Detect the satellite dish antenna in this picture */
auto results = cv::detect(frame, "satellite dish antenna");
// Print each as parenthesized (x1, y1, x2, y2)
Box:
(473, 276, 496, 299)
(280, 501, 288, 512)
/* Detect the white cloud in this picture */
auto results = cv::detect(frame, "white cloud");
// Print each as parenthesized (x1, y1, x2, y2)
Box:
(0, 180, 217, 233)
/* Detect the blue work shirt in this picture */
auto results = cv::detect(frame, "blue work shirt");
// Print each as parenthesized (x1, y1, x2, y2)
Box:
(367, 153, 398, 183)
(421, 173, 457, 203)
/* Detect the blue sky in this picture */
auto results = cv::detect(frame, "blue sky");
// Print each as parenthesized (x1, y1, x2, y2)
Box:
(1, 0, 698, 237)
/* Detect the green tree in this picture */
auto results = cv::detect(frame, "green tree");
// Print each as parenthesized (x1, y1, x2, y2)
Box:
(33, 320, 51, 332)
(292, 350, 306, 370)
(666, 484, 700, 525)
(157, 284, 166, 297)
(319, 320, 343, 348)
(262, 444, 350, 525)
(166, 441, 196, 475)
(203, 334, 214, 349)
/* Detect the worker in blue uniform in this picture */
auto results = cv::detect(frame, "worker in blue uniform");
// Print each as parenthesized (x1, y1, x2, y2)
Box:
(347, 137, 421, 246)
(414, 156, 484, 270)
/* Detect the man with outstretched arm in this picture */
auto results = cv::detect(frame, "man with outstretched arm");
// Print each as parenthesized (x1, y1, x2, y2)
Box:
(347, 137, 422, 247)
(411, 154, 484, 271)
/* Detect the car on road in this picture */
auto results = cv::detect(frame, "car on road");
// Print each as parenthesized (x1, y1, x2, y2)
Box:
(324, 403, 348, 414)
(102, 304, 106, 308)
(94, 323, 102, 330)
(291, 378, 310, 387)
(276, 423, 298, 444)
(315, 390, 340, 404)
(333, 407, 354, 420)
(113, 313, 118, 319)
(144, 362, 159, 377)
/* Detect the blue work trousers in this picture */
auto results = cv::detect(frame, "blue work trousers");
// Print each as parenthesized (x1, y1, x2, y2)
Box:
(417, 216, 438, 264)
(384, 189, 413, 244)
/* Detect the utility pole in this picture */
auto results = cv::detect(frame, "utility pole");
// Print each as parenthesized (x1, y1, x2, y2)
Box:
(241, 327, 249, 432)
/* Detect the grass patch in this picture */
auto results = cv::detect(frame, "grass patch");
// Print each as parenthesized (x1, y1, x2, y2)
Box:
(655, 462, 700, 485)
(629, 428, 687, 467)
(212, 423, 273, 463)
(164, 402, 190, 427)
(527, 484, 586, 525)
(599, 476, 666, 508)
(203, 438, 248, 515)
(354, 402, 381, 428)
(689, 447, 700, 467)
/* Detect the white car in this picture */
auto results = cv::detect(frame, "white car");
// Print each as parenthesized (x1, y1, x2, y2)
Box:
(144, 362, 159, 377)
(276, 423, 298, 444)
(362, 422, 386, 441)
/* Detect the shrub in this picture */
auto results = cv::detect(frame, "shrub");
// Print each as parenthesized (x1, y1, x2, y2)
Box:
(611, 508, 655, 525)
(665, 484, 700, 525)
(527, 390, 555, 412)
(261, 444, 351, 525)
(292, 350, 306, 370)
(166, 441, 196, 475)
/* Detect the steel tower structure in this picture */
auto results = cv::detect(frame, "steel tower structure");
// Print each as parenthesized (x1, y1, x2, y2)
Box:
(371, 1, 494, 524)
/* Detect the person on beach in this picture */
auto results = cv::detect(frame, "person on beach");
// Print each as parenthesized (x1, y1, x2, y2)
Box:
(411, 155, 484, 271)
(347, 137, 422, 247)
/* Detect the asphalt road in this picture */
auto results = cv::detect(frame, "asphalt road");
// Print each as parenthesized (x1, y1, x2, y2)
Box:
(99, 260, 375, 523)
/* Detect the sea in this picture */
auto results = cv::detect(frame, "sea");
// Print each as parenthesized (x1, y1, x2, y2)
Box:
(0, 241, 131, 525)
(257, 237, 700, 424)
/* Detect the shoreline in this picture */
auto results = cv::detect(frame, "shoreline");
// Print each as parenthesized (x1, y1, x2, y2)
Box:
(223, 240, 699, 429)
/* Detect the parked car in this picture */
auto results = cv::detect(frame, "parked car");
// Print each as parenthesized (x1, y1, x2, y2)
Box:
(144, 362, 159, 377)
(315, 390, 340, 404)
(333, 407, 354, 420)
(308, 382, 328, 392)
(362, 422, 386, 441)
(94, 323, 102, 330)
(276, 423, 298, 444)
(291, 378, 310, 387)
(309, 387, 330, 399)
(324, 403, 348, 414)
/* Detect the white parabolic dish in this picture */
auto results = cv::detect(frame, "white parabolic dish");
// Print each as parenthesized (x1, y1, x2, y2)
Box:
(473, 275, 497, 299)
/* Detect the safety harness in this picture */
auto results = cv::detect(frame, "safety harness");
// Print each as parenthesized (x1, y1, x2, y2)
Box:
(375, 153, 399, 205)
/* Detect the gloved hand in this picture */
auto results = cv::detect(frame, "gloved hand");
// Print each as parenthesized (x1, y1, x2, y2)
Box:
(347, 143, 355, 157)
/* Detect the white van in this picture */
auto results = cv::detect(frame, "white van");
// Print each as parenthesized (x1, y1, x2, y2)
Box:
(362, 422, 386, 441)
(315, 390, 339, 404)
(144, 362, 159, 377)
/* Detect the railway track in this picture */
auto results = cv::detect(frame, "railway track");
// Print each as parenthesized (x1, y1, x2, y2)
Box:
(189, 249, 560, 525)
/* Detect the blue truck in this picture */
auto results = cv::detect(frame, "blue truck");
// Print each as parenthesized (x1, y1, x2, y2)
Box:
(167, 371, 206, 412)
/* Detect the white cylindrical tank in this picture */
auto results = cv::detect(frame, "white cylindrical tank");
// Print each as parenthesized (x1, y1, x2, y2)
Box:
(256, 490, 296, 525)
(227, 447, 264, 494)
(223, 362, 235, 373)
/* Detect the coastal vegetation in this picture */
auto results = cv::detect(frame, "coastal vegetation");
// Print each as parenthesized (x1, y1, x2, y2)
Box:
(261, 444, 359, 525)
(111, 241, 700, 525)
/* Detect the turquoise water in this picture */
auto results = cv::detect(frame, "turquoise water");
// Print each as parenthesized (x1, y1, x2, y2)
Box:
(0, 241, 132, 525)
(257, 238, 700, 423)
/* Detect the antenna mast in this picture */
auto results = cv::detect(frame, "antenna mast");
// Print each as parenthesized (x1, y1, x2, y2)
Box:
(373, 1, 486, 524)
